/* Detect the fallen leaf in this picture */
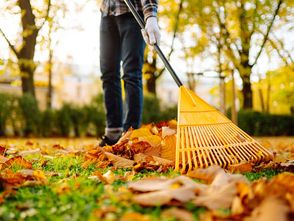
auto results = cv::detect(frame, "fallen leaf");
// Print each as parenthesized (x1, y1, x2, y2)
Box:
(102, 170, 116, 184)
(130, 128, 152, 139)
(120, 212, 151, 221)
(162, 208, 194, 221)
(129, 176, 204, 206)
(139, 135, 162, 147)
(244, 197, 290, 221)
(193, 181, 237, 210)
(228, 162, 253, 173)
(161, 134, 176, 161)
(130, 141, 161, 156)
(0, 145, 6, 155)
(2, 156, 32, 169)
(186, 165, 223, 184)
(129, 175, 200, 192)
(104, 152, 134, 168)
(134, 153, 174, 166)
(117, 128, 133, 144)
(161, 126, 176, 138)
(19, 149, 41, 156)
(92, 170, 117, 185)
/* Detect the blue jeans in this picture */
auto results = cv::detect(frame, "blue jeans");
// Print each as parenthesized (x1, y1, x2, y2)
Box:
(100, 12, 145, 131)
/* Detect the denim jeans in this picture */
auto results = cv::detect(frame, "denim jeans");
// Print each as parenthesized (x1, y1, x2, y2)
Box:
(100, 12, 145, 131)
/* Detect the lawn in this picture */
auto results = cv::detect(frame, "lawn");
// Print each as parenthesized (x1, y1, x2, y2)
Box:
(0, 134, 293, 221)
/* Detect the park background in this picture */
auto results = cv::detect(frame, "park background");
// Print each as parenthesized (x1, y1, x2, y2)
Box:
(0, 0, 293, 137)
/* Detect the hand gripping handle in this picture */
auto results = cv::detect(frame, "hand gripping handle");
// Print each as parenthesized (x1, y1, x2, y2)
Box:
(124, 0, 183, 87)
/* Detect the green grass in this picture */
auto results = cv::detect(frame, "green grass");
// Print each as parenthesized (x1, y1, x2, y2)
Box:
(0, 154, 287, 221)
(243, 169, 281, 181)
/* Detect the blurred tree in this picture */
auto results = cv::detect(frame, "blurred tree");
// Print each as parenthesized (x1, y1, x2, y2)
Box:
(0, 0, 51, 98)
(42, 1, 67, 109)
(253, 63, 294, 114)
(171, 0, 293, 109)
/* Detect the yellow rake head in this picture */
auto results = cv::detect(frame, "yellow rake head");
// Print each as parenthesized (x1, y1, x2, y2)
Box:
(175, 86, 273, 173)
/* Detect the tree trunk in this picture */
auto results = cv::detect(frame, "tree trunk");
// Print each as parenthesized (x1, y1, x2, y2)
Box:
(47, 49, 53, 109)
(19, 62, 36, 97)
(146, 75, 156, 95)
(231, 70, 238, 125)
(18, 0, 38, 98)
(241, 75, 253, 109)
(219, 76, 226, 114)
(258, 86, 265, 112)
(266, 75, 271, 113)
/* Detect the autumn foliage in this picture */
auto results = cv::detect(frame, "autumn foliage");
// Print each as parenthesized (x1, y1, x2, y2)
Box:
(0, 122, 293, 220)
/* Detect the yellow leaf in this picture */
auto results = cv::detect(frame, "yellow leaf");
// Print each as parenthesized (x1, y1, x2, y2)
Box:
(130, 128, 152, 139)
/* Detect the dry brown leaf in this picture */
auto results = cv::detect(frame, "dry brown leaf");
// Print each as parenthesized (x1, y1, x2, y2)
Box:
(93, 205, 118, 219)
(0, 169, 28, 190)
(134, 153, 173, 166)
(161, 134, 176, 161)
(103, 170, 116, 184)
(130, 141, 161, 156)
(244, 197, 290, 221)
(188, 166, 248, 210)
(2, 156, 32, 169)
(133, 190, 173, 206)
(186, 165, 223, 184)
(129, 175, 201, 192)
(162, 208, 194, 221)
(194, 182, 237, 210)
(104, 152, 134, 168)
(0, 145, 6, 155)
(0, 155, 8, 164)
(117, 128, 133, 144)
(139, 135, 162, 147)
(161, 126, 176, 138)
(92, 170, 117, 185)
(19, 149, 41, 156)
(228, 162, 253, 173)
(120, 212, 151, 221)
(129, 176, 204, 206)
(130, 128, 152, 139)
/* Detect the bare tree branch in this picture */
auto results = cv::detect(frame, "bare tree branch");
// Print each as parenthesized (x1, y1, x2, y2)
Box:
(0, 27, 19, 57)
(251, 0, 283, 66)
(37, 0, 51, 31)
(271, 32, 294, 63)
(267, 37, 289, 65)
(249, 0, 259, 37)
(156, 0, 184, 79)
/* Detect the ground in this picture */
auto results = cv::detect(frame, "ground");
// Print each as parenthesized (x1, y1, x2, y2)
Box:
(0, 136, 293, 221)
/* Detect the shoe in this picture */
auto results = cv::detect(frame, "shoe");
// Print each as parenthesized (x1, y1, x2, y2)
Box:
(99, 135, 119, 147)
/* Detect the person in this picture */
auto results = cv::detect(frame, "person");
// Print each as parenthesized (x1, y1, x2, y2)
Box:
(99, 0, 161, 146)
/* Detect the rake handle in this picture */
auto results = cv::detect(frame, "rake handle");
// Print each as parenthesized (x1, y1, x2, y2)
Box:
(124, 0, 183, 87)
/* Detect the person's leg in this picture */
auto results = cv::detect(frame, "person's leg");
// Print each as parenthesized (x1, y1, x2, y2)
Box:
(100, 15, 123, 143)
(116, 13, 145, 131)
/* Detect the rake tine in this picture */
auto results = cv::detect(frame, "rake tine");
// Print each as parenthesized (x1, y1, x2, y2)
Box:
(189, 127, 199, 168)
(191, 127, 203, 168)
(207, 125, 231, 166)
(180, 127, 187, 173)
(185, 127, 193, 171)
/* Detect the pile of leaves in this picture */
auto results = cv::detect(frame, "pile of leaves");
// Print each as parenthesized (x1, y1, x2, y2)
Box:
(83, 121, 177, 172)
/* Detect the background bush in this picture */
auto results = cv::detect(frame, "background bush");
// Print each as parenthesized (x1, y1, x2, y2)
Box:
(0, 93, 293, 137)
(0, 93, 12, 136)
(18, 94, 41, 136)
(237, 109, 294, 136)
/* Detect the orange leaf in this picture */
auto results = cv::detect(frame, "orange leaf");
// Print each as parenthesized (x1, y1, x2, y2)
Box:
(228, 162, 253, 173)
(3, 156, 32, 169)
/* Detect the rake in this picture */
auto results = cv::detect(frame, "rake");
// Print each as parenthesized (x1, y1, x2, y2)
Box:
(124, 0, 273, 172)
